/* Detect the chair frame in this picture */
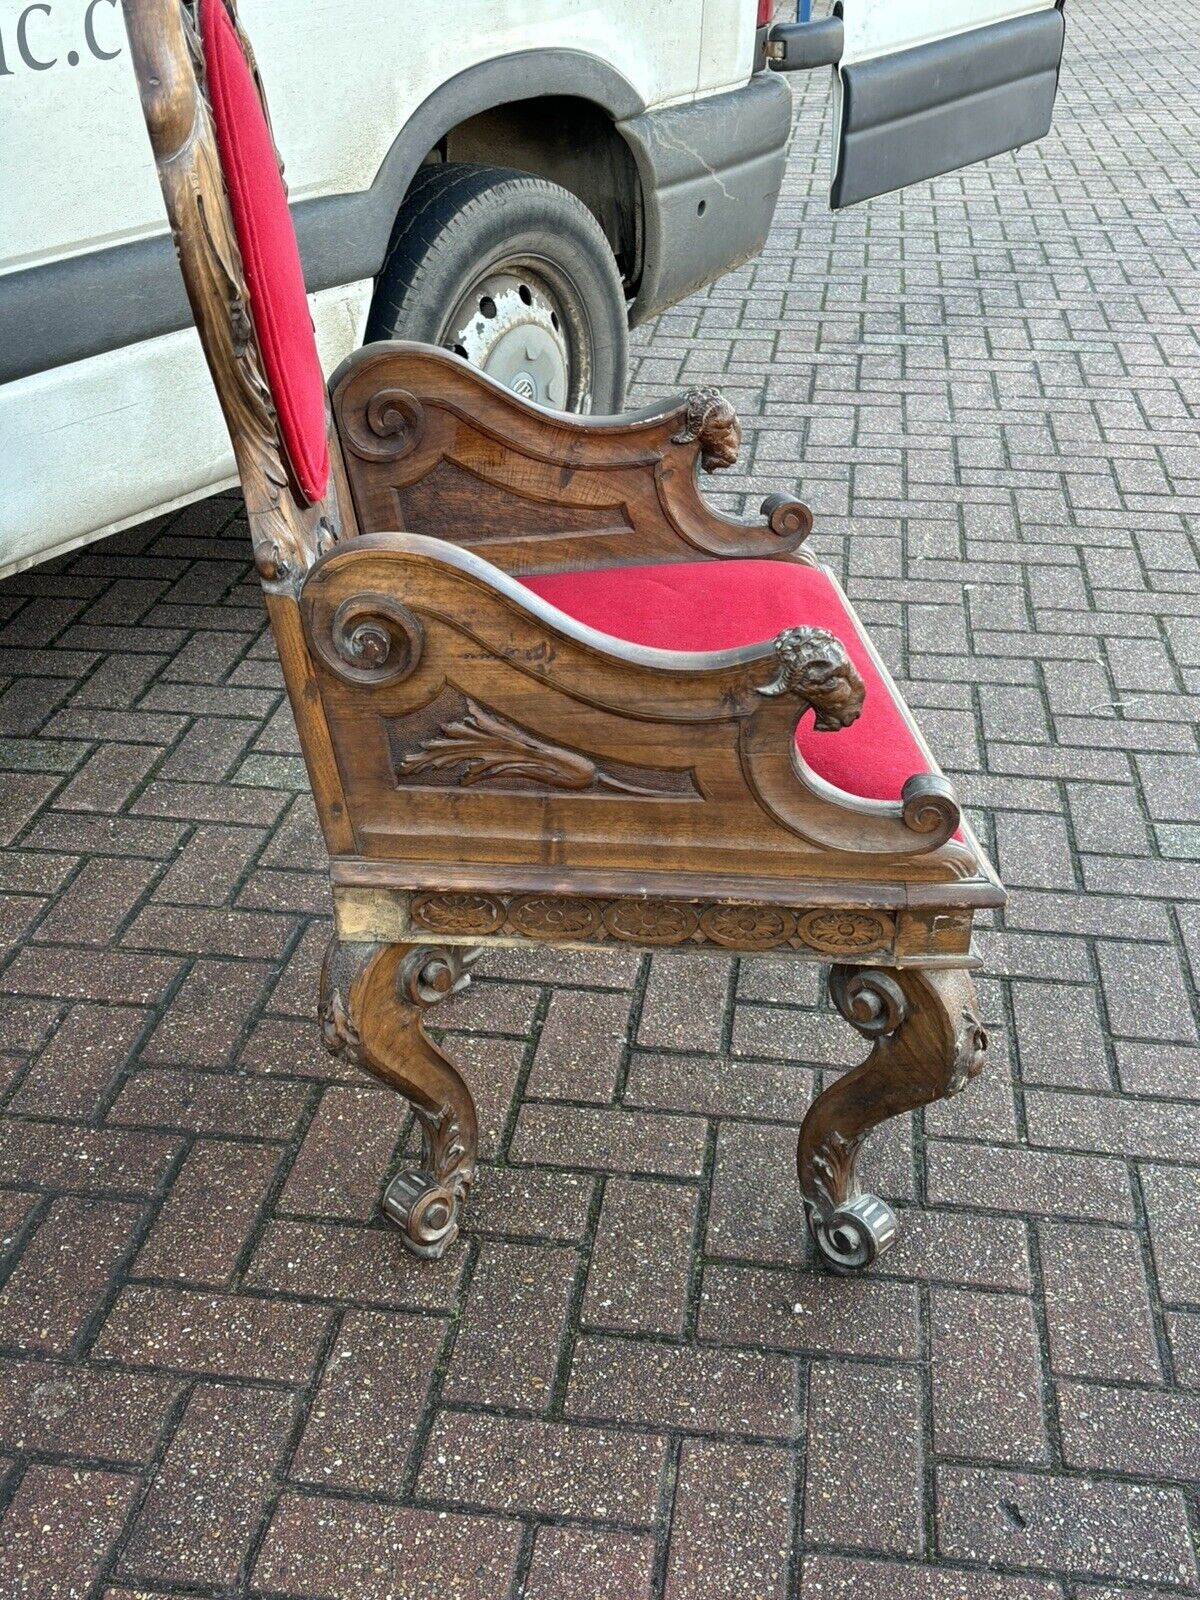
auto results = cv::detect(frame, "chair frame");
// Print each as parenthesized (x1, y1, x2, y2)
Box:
(124, 0, 1004, 1272)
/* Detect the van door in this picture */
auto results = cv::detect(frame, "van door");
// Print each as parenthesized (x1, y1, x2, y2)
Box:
(829, 1, 1065, 208)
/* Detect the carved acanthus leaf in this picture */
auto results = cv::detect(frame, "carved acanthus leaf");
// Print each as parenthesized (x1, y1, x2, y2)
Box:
(394, 699, 682, 797)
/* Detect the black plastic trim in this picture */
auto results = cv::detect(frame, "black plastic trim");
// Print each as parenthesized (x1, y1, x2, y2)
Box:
(832, 8, 1065, 209)
(620, 72, 793, 326)
(1, 48, 645, 385)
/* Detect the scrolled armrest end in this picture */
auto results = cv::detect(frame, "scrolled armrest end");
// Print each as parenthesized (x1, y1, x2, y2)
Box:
(900, 772, 961, 846)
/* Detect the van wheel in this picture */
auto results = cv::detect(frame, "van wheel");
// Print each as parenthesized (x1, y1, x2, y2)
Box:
(367, 163, 629, 415)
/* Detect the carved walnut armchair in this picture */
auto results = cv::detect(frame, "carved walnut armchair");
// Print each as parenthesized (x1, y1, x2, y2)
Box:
(122, 0, 1003, 1273)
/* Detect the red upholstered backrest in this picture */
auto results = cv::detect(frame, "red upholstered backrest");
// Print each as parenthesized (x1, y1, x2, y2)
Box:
(200, 0, 329, 503)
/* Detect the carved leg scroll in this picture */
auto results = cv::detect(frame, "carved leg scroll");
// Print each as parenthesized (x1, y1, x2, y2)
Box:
(798, 965, 987, 1273)
(320, 940, 480, 1259)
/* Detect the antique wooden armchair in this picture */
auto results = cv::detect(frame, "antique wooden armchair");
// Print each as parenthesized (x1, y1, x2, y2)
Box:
(123, 0, 1003, 1273)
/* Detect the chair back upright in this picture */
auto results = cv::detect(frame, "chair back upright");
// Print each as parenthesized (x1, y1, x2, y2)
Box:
(121, 0, 352, 591)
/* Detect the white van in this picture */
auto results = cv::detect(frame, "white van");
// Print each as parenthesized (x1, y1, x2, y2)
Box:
(0, 0, 1065, 576)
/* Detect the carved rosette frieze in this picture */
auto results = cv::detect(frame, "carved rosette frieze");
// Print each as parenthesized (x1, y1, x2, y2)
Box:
(408, 890, 895, 955)
(671, 387, 741, 471)
(800, 911, 896, 959)
(757, 627, 866, 731)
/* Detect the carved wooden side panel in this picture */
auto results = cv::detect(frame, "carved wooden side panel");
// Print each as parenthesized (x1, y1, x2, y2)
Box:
(330, 346, 814, 573)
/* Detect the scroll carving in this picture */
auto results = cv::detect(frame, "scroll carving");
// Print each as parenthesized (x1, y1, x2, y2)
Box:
(672, 387, 741, 472)
(341, 387, 425, 463)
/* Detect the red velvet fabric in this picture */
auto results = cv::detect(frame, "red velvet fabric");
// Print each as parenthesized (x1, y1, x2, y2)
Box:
(521, 561, 930, 802)
(200, 0, 329, 503)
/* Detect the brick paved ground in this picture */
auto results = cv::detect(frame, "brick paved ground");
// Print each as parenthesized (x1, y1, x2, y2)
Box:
(2, 1, 1199, 1594)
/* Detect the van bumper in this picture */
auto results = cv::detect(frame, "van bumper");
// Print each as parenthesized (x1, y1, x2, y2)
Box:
(619, 71, 794, 326)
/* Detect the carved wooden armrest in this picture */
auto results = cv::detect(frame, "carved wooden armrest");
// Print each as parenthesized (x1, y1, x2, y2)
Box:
(299, 533, 968, 869)
(329, 344, 813, 573)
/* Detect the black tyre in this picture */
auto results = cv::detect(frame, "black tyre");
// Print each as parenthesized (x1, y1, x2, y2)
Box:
(367, 163, 629, 414)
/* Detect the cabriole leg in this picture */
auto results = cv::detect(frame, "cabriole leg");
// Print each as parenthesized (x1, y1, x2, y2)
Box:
(798, 964, 987, 1273)
(320, 940, 480, 1259)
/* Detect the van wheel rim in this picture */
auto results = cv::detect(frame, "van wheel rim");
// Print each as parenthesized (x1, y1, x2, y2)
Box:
(442, 267, 582, 411)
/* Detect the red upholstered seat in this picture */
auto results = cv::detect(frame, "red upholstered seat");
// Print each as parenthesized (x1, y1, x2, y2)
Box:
(201, 0, 329, 503)
(521, 560, 932, 802)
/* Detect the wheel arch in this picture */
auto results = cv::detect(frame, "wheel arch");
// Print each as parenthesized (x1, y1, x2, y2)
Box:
(297, 50, 648, 306)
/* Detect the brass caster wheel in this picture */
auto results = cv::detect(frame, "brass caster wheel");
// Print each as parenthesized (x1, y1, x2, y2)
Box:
(382, 1168, 464, 1260)
(806, 1193, 898, 1274)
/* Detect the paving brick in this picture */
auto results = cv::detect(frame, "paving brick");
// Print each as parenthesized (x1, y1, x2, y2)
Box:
(0, 1359, 179, 1462)
(0, 1121, 178, 1197)
(10, 1003, 147, 1118)
(254, 1491, 520, 1600)
(246, 1219, 465, 1311)
(524, 1526, 656, 1600)
(1038, 1222, 1160, 1382)
(926, 1142, 1134, 1224)
(929, 1289, 1048, 1462)
(1139, 1162, 1200, 1304)
(1115, 1041, 1200, 1099)
(664, 1437, 793, 1600)
(417, 1413, 666, 1524)
(291, 1309, 445, 1493)
(582, 1175, 697, 1335)
(54, 743, 161, 812)
(799, 1555, 1063, 1599)
(442, 1240, 576, 1410)
(639, 953, 732, 1052)
(569, 1334, 798, 1439)
(279, 1084, 406, 1220)
(0, 1463, 139, 1599)
(700, 1265, 920, 1360)
(526, 986, 631, 1102)
(1057, 1379, 1200, 1481)
(152, 822, 266, 905)
(95, 1285, 330, 1384)
(511, 1103, 707, 1177)
(937, 1468, 1197, 1588)
(140, 958, 274, 1065)
(133, 1136, 281, 1284)
(0, 1196, 142, 1355)
(625, 1050, 813, 1121)
(1011, 983, 1112, 1089)
(805, 1361, 924, 1555)
(1, 946, 181, 1005)
(1096, 941, 1197, 1042)
(32, 855, 159, 945)
(883, 1209, 1033, 1292)
(468, 1165, 595, 1240)
(1024, 1090, 1200, 1164)
(110, 1065, 307, 1139)
(119, 1382, 296, 1588)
